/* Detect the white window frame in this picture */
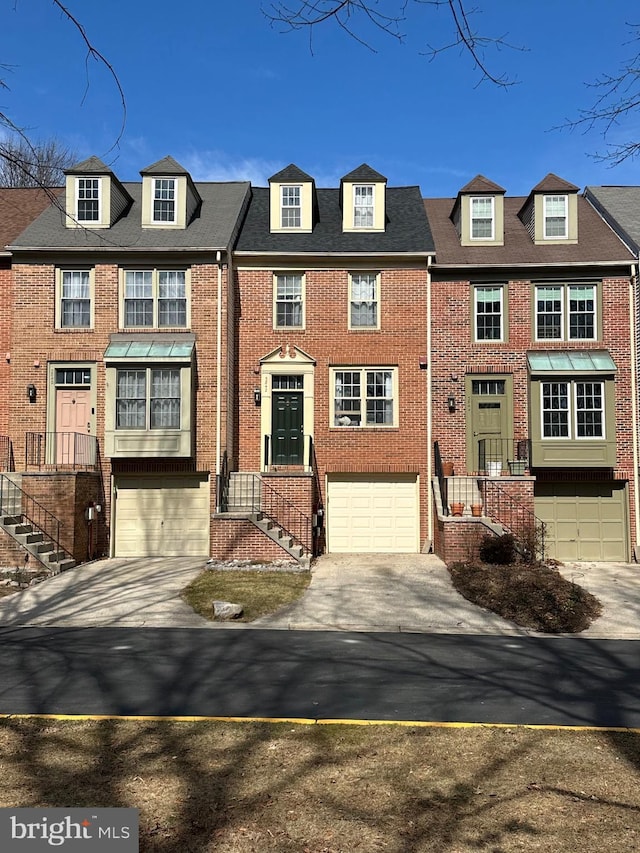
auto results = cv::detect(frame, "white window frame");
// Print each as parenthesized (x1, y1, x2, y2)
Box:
(353, 185, 374, 228)
(540, 380, 605, 440)
(273, 273, 305, 329)
(120, 268, 190, 330)
(474, 285, 504, 342)
(115, 367, 182, 431)
(543, 194, 568, 239)
(152, 178, 177, 224)
(535, 283, 597, 342)
(280, 185, 301, 228)
(55, 268, 94, 330)
(348, 272, 380, 330)
(470, 196, 495, 240)
(331, 367, 398, 428)
(76, 177, 101, 223)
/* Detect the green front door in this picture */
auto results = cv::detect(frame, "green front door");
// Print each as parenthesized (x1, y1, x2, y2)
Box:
(272, 391, 303, 465)
(466, 376, 512, 473)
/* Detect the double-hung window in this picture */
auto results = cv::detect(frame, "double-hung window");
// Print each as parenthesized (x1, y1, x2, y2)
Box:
(471, 197, 494, 239)
(474, 285, 503, 341)
(280, 186, 301, 228)
(354, 185, 374, 228)
(153, 178, 176, 223)
(541, 381, 604, 439)
(76, 178, 100, 222)
(123, 269, 188, 329)
(544, 195, 568, 238)
(59, 270, 91, 328)
(116, 367, 181, 430)
(535, 284, 596, 341)
(333, 367, 396, 427)
(274, 274, 304, 328)
(349, 273, 379, 328)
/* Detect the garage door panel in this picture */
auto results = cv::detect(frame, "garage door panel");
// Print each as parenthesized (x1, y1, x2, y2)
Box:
(327, 474, 419, 553)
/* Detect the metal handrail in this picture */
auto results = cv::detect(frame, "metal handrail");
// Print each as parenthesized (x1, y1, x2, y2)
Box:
(217, 450, 230, 513)
(0, 436, 14, 472)
(309, 437, 324, 556)
(0, 473, 70, 562)
(263, 433, 313, 471)
(434, 441, 449, 516)
(478, 438, 531, 474)
(480, 478, 546, 561)
(25, 432, 99, 471)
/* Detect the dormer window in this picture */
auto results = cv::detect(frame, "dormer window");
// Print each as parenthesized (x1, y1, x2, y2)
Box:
(470, 197, 494, 240)
(77, 178, 100, 222)
(153, 178, 176, 223)
(354, 185, 374, 228)
(281, 186, 301, 228)
(544, 195, 568, 239)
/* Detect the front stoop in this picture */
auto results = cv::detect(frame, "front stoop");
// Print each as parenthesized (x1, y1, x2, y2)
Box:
(249, 512, 310, 568)
(0, 515, 76, 575)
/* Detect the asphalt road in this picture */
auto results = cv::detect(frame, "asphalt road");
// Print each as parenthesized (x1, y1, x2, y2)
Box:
(0, 627, 639, 727)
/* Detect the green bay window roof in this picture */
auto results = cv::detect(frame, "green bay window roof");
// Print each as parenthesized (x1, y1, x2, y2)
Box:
(527, 350, 616, 374)
(104, 334, 195, 361)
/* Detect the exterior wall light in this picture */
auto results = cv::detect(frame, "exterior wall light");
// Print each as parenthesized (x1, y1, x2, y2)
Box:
(447, 394, 456, 412)
(254, 388, 262, 406)
(27, 384, 37, 403)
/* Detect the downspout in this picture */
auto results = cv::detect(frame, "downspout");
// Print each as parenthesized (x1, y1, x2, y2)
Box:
(630, 262, 640, 560)
(215, 250, 223, 497)
(426, 254, 433, 550)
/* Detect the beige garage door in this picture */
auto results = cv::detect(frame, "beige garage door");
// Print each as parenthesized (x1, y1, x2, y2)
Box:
(113, 474, 210, 557)
(534, 481, 628, 562)
(327, 474, 419, 553)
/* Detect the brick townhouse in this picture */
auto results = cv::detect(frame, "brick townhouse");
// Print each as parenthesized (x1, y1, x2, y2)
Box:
(5, 155, 250, 567)
(425, 174, 639, 563)
(211, 164, 434, 560)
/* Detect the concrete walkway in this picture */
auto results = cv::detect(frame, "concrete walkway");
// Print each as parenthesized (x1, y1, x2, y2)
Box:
(0, 552, 637, 638)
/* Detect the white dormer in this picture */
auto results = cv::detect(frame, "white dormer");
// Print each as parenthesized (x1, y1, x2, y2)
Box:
(451, 175, 505, 246)
(341, 164, 386, 233)
(519, 174, 579, 245)
(268, 164, 315, 233)
(140, 156, 201, 229)
(64, 156, 131, 229)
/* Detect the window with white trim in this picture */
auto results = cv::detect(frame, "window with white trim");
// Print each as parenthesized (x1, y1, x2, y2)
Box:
(541, 380, 604, 439)
(153, 178, 176, 223)
(274, 274, 304, 328)
(354, 185, 374, 228)
(116, 367, 181, 430)
(59, 269, 92, 328)
(474, 285, 503, 341)
(76, 178, 100, 222)
(122, 269, 188, 329)
(471, 196, 494, 239)
(280, 186, 301, 228)
(349, 272, 379, 328)
(535, 283, 596, 341)
(543, 195, 568, 238)
(333, 367, 396, 427)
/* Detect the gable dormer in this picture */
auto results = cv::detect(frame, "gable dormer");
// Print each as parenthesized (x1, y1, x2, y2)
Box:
(268, 164, 315, 233)
(519, 173, 579, 245)
(451, 175, 505, 246)
(64, 156, 131, 229)
(140, 156, 201, 229)
(341, 164, 386, 233)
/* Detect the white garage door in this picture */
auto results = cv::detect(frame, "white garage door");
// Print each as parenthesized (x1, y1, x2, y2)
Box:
(327, 474, 419, 553)
(534, 481, 628, 562)
(113, 474, 210, 557)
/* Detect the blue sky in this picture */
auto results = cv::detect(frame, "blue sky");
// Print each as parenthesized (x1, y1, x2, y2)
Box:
(2, 0, 639, 196)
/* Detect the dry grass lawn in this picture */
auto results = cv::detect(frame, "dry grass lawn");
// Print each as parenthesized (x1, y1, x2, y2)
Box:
(0, 718, 639, 852)
(181, 569, 310, 621)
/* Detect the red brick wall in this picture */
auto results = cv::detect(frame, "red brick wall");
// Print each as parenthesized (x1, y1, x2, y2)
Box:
(0, 261, 12, 436)
(210, 516, 301, 562)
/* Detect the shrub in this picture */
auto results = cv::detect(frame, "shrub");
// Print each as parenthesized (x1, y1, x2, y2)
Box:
(478, 533, 516, 565)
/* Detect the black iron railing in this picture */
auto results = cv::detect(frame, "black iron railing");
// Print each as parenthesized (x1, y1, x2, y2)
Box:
(0, 473, 70, 564)
(434, 441, 449, 516)
(478, 438, 530, 475)
(261, 477, 313, 555)
(480, 478, 546, 561)
(217, 450, 230, 513)
(0, 436, 14, 472)
(263, 434, 314, 471)
(309, 438, 324, 556)
(25, 432, 99, 471)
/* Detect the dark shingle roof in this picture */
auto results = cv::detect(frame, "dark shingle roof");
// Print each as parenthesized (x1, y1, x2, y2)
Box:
(65, 156, 112, 175)
(236, 185, 434, 254)
(531, 173, 579, 194)
(10, 182, 250, 251)
(584, 186, 640, 255)
(269, 164, 314, 184)
(459, 175, 505, 194)
(341, 164, 387, 183)
(140, 155, 189, 175)
(424, 195, 635, 267)
(0, 188, 59, 252)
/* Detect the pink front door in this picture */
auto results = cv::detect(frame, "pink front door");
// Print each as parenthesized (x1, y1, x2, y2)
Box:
(55, 389, 92, 464)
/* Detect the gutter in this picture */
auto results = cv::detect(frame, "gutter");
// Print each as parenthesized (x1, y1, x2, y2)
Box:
(426, 254, 433, 551)
(216, 250, 222, 486)
(631, 262, 640, 561)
